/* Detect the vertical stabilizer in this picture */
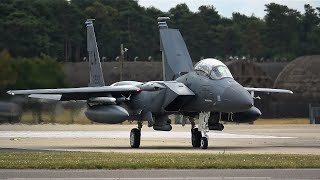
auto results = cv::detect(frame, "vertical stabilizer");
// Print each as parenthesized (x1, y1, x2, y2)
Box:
(86, 19, 105, 87)
(158, 17, 193, 81)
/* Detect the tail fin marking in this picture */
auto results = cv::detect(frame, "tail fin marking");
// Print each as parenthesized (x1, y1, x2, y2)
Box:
(86, 19, 105, 87)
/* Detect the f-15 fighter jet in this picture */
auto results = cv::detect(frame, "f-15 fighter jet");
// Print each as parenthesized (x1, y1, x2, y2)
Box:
(8, 18, 292, 149)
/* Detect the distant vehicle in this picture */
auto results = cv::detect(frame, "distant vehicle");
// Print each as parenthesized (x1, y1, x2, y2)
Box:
(7, 18, 292, 149)
(0, 101, 22, 123)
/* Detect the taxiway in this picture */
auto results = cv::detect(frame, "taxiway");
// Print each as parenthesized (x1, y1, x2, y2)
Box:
(0, 124, 319, 154)
(1, 169, 320, 179)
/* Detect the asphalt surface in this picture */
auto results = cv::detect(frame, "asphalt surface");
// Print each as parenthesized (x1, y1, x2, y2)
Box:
(1, 169, 320, 179)
(0, 124, 319, 154)
(0, 124, 319, 179)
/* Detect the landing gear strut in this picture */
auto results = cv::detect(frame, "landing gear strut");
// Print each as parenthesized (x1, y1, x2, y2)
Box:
(190, 112, 210, 149)
(130, 121, 142, 148)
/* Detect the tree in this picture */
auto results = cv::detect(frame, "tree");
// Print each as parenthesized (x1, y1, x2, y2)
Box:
(300, 4, 320, 55)
(198, 5, 220, 26)
(12, 54, 65, 89)
(232, 13, 265, 57)
(0, 0, 319, 63)
(0, 50, 17, 89)
(43, 0, 84, 62)
(264, 3, 301, 59)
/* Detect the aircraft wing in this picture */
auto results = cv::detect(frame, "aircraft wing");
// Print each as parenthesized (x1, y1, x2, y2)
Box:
(244, 87, 293, 94)
(7, 85, 140, 101)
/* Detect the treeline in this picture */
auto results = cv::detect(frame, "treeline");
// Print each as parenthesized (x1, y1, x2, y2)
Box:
(0, 0, 319, 62)
(0, 50, 65, 92)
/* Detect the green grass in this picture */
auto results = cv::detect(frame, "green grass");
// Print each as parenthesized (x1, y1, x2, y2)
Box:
(0, 152, 319, 169)
(254, 118, 309, 124)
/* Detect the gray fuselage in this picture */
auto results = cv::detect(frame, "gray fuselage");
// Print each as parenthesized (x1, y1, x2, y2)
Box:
(115, 70, 253, 119)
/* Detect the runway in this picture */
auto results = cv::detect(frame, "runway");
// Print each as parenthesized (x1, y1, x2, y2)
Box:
(1, 169, 320, 179)
(0, 130, 294, 138)
(0, 124, 319, 154)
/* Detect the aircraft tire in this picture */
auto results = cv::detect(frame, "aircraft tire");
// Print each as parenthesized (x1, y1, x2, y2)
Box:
(130, 128, 141, 148)
(200, 137, 208, 149)
(191, 128, 201, 148)
(221, 124, 224, 131)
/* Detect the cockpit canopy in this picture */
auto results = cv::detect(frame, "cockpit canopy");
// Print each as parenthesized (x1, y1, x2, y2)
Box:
(194, 58, 233, 80)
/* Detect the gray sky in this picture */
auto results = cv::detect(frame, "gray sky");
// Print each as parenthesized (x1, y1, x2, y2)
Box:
(138, 0, 320, 18)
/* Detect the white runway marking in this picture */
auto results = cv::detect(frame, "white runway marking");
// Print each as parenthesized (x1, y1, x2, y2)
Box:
(11, 178, 270, 180)
(0, 131, 294, 139)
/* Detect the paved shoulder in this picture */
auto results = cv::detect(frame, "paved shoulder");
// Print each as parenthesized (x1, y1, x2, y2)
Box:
(1, 169, 320, 179)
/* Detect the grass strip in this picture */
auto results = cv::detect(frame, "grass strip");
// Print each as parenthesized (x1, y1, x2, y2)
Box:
(0, 152, 319, 169)
(254, 118, 309, 124)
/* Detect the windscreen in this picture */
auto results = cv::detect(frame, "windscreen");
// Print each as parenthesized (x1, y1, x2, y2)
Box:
(194, 58, 233, 80)
(210, 65, 233, 80)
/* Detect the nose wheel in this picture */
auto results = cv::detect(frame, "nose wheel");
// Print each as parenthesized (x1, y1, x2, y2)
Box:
(191, 128, 209, 149)
(191, 112, 210, 149)
(200, 137, 208, 149)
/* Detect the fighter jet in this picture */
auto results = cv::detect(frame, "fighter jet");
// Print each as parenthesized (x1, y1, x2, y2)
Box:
(7, 18, 292, 149)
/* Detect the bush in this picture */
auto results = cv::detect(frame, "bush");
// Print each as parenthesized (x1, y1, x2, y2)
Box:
(12, 54, 65, 89)
(0, 49, 17, 89)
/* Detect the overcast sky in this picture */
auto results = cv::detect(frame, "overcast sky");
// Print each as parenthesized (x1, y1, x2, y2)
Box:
(138, 0, 320, 18)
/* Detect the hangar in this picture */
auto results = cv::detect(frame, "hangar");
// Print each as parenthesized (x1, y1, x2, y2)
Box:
(274, 55, 320, 103)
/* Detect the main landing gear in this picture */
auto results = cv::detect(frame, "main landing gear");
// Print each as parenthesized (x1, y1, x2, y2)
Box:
(130, 112, 212, 149)
(191, 112, 210, 149)
(191, 128, 201, 147)
(130, 121, 142, 148)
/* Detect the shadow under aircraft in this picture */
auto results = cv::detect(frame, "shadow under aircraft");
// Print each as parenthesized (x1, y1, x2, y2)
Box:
(8, 17, 292, 149)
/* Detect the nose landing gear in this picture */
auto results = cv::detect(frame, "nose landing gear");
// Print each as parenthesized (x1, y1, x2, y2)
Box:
(200, 137, 208, 149)
(190, 112, 210, 149)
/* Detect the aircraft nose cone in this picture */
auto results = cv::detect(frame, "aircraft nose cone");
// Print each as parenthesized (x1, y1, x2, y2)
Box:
(221, 84, 253, 112)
